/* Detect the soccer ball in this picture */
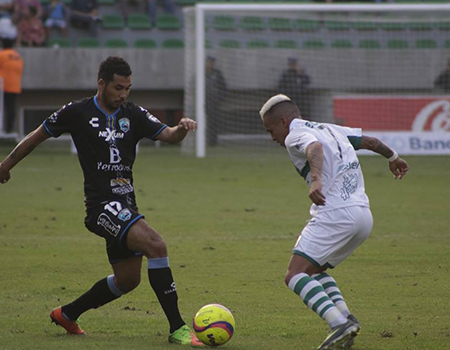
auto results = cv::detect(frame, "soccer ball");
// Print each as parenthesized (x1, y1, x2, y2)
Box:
(193, 304, 235, 346)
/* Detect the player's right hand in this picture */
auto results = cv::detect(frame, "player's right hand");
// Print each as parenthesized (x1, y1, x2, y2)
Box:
(0, 163, 10, 184)
(309, 180, 326, 206)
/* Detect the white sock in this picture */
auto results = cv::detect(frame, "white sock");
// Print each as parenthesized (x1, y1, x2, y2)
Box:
(288, 273, 347, 328)
(313, 273, 351, 318)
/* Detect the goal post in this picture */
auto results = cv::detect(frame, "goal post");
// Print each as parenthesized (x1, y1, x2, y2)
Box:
(184, 3, 450, 157)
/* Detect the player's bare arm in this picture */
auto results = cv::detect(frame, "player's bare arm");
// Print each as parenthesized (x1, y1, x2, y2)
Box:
(0, 125, 50, 184)
(305, 141, 326, 206)
(157, 117, 197, 144)
(360, 135, 409, 179)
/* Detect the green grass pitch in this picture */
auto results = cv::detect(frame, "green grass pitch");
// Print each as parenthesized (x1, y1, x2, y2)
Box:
(0, 145, 449, 350)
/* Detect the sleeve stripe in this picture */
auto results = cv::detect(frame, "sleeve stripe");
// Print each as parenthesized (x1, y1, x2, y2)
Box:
(150, 125, 167, 140)
(347, 136, 362, 150)
(42, 121, 55, 137)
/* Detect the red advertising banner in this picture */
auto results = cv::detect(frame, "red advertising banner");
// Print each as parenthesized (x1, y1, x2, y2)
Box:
(334, 96, 450, 132)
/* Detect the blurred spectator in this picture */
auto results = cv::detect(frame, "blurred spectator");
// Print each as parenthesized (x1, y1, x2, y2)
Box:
(278, 57, 312, 119)
(434, 59, 450, 92)
(119, 0, 146, 21)
(0, 0, 13, 18)
(0, 8, 17, 39)
(0, 37, 23, 133)
(44, 0, 67, 38)
(17, 5, 45, 46)
(70, 0, 99, 35)
(205, 56, 227, 147)
(119, 0, 175, 24)
(148, 0, 175, 25)
(13, 0, 42, 23)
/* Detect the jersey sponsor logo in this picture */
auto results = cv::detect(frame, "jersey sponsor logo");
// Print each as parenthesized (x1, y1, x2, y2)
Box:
(109, 146, 122, 164)
(97, 213, 121, 237)
(97, 162, 131, 172)
(99, 128, 125, 142)
(110, 178, 134, 195)
(89, 117, 99, 128)
(338, 161, 360, 173)
(118, 208, 132, 221)
(119, 118, 130, 133)
(340, 173, 358, 201)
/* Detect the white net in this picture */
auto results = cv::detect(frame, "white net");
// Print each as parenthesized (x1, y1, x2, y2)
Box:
(184, 4, 450, 157)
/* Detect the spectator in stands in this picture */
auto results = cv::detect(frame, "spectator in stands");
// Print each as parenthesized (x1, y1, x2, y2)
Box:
(148, 0, 175, 25)
(0, 37, 23, 133)
(44, 0, 67, 38)
(278, 57, 312, 119)
(0, 8, 17, 40)
(205, 56, 227, 146)
(434, 59, 450, 92)
(69, 0, 99, 36)
(13, 0, 42, 23)
(17, 5, 45, 46)
(119, 0, 146, 21)
(0, 0, 13, 18)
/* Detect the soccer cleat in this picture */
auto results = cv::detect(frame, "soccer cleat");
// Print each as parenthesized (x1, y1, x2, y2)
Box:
(168, 325, 205, 347)
(341, 314, 361, 349)
(317, 320, 359, 350)
(50, 307, 86, 335)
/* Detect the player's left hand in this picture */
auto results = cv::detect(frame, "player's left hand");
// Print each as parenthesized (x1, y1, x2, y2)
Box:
(0, 163, 11, 184)
(178, 118, 197, 132)
(389, 157, 409, 179)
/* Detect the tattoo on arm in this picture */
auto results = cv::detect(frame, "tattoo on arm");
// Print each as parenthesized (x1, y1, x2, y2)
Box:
(10, 150, 18, 159)
(306, 142, 323, 182)
(360, 136, 394, 158)
(372, 138, 394, 158)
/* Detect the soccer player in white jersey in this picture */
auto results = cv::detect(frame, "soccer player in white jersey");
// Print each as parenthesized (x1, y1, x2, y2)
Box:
(259, 94, 409, 350)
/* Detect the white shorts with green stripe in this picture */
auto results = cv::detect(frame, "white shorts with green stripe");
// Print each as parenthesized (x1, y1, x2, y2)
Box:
(294, 205, 373, 268)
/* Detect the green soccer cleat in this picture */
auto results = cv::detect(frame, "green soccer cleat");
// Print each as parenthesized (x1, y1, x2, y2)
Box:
(168, 325, 205, 347)
(317, 320, 359, 350)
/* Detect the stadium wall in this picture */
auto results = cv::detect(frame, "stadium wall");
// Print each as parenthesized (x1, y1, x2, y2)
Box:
(15, 48, 448, 138)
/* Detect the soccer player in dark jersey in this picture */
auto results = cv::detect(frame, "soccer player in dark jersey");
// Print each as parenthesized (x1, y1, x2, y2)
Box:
(0, 56, 204, 347)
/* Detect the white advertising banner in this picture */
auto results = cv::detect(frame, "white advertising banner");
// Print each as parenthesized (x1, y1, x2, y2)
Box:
(357, 131, 450, 155)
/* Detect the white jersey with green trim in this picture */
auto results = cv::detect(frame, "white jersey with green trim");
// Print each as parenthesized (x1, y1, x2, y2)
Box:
(285, 118, 370, 216)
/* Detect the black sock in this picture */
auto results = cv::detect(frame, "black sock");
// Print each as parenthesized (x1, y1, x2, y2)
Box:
(148, 267, 185, 333)
(61, 277, 120, 320)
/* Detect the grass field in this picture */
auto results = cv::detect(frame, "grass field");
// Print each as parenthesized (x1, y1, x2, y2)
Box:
(0, 145, 449, 350)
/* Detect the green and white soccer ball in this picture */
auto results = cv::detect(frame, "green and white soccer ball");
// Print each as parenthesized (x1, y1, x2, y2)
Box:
(193, 304, 235, 346)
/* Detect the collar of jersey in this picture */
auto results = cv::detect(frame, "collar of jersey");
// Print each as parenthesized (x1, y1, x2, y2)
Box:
(94, 96, 121, 118)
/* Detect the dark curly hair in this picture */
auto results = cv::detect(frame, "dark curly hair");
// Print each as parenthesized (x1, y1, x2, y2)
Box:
(97, 56, 132, 84)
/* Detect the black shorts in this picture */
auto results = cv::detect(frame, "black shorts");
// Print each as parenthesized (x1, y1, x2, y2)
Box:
(85, 200, 144, 264)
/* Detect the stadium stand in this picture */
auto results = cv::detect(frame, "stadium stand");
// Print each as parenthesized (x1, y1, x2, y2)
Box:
(161, 38, 184, 48)
(274, 40, 297, 49)
(219, 39, 240, 48)
(134, 38, 157, 48)
(77, 37, 101, 48)
(105, 38, 128, 48)
(127, 13, 152, 30)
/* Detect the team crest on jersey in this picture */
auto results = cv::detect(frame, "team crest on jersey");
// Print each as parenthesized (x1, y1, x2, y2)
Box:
(119, 118, 130, 133)
(118, 208, 132, 222)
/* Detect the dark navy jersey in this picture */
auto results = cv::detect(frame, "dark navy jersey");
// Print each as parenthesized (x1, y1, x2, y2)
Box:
(43, 96, 167, 210)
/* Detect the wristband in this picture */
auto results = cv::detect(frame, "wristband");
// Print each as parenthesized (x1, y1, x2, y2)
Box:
(388, 151, 399, 162)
